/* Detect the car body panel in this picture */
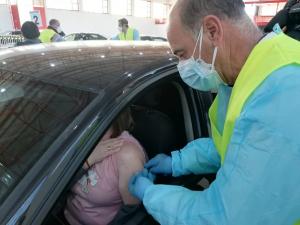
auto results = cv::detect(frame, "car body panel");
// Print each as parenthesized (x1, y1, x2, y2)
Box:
(0, 41, 174, 93)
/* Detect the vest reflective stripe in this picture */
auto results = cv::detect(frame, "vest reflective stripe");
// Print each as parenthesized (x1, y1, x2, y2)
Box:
(209, 33, 300, 164)
(118, 28, 134, 40)
(39, 29, 56, 43)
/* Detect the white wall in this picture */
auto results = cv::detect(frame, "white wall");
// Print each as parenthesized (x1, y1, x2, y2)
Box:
(0, 4, 13, 33)
(45, 9, 168, 38)
(17, 0, 33, 25)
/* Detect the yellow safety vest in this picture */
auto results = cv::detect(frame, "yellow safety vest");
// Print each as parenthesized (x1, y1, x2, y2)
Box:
(118, 28, 134, 40)
(39, 29, 56, 43)
(209, 32, 300, 225)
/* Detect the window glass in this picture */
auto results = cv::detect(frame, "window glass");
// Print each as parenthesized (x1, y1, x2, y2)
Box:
(46, 0, 79, 10)
(153, 2, 168, 19)
(0, 72, 96, 203)
(134, 0, 151, 18)
(102, 0, 108, 13)
(258, 3, 279, 16)
(127, 0, 133, 16)
(88, 34, 106, 40)
(64, 34, 76, 41)
(82, 0, 102, 13)
(111, 0, 127, 15)
(33, 0, 44, 6)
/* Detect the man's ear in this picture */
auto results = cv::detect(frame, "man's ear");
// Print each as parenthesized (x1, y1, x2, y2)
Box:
(202, 15, 223, 45)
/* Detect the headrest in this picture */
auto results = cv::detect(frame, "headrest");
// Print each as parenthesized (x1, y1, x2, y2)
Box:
(131, 106, 178, 158)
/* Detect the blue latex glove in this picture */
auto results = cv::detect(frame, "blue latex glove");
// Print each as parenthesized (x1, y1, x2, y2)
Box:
(128, 169, 155, 200)
(144, 153, 172, 175)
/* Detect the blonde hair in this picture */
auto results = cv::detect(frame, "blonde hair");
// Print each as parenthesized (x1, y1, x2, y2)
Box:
(111, 108, 134, 138)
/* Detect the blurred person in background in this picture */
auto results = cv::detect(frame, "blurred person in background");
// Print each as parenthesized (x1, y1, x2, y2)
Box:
(16, 21, 41, 46)
(112, 18, 140, 41)
(40, 19, 65, 43)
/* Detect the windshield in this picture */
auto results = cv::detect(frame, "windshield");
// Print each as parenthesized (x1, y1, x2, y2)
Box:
(0, 70, 97, 203)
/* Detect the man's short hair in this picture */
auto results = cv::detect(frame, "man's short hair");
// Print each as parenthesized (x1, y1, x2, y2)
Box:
(179, 0, 245, 32)
(119, 18, 129, 27)
(49, 19, 60, 27)
(21, 21, 40, 39)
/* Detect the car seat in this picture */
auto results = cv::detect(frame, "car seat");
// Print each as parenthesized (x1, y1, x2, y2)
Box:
(131, 105, 179, 159)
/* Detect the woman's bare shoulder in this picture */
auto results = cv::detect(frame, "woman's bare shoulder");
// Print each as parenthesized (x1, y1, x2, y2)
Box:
(116, 141, 145, 164)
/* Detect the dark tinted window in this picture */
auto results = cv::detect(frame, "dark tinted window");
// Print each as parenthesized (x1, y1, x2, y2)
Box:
(0, 71, 96, 203)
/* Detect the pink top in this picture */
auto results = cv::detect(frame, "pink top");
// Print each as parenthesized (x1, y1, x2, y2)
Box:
(64, 131, 145, 225)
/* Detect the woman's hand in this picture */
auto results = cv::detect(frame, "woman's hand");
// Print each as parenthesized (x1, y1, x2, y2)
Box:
(84, 138, 124, 169)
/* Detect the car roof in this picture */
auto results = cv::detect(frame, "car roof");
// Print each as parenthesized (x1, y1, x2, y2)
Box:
(0, 41, 176, 93)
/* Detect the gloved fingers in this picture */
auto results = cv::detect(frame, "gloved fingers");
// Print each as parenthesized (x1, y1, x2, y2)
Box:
(140, 168, 149, 177)
(141, 168, 156, 181)
(145, 153, 167, 168)
(144, 157, 158, 169)
(138, 169, 155, 181)
(147, 172, 156, 182)
(149, 166, 164, 174)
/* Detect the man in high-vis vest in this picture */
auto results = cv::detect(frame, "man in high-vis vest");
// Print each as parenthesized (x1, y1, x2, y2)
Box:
(128, 0, 300, 224)
(112, 18, 140, 41)
(40, 19, 64, 43)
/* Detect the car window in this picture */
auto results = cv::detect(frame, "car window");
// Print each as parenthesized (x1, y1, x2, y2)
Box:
(64, 34, 76, 41)
(0, 72, 97, 204)
(77, 34, 86, 40)
(140, 36, 152, 41)
(152, 37, 167, 42)
(84, 34, 105, 40)
(88, 34, 98, 40)
(11, 31, 22, 36)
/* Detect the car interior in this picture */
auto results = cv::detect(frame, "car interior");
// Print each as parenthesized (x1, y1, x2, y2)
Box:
(42, 78, 215, 225)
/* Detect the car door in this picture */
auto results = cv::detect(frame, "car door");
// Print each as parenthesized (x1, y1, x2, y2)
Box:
(0, 71, 105, 225)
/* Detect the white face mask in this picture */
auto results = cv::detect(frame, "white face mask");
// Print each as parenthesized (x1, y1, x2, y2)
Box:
(118, 26, 123, 33)
(177, 26, 224, 91)
(56, 26, 62, 33)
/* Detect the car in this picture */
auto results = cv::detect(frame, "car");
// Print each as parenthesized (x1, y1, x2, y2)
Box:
(64, 33, 107, 41)
(0, 30, 22, 36)
(0, 41, 214, 225)
(140, 36, 168, 42)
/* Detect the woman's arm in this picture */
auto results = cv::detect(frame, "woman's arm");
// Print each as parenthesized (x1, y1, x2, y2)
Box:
(117, 142, 146, 205)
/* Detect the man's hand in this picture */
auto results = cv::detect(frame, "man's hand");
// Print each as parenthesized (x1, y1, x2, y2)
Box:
(128, 169, 155, 200)
(144, 154, 172, 175)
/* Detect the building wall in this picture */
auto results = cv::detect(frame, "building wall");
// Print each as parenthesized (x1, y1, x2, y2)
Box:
(46, 9, 168, 38)
(0, 4, 13, 33)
